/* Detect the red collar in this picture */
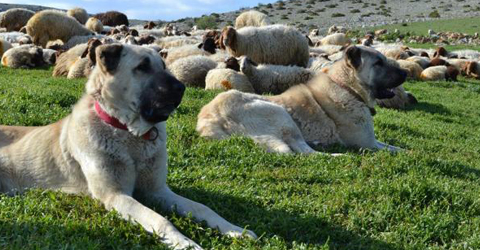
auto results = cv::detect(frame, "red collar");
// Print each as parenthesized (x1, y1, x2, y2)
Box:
(94, 101, 158, 140)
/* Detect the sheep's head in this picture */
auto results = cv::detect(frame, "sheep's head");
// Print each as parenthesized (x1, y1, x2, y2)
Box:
(199, 37, 216, 54)
(433, 47, 447, 58)
(445, 65, 459, 81)
(220, 26, 237, 52)
(225, 57, 240, 72)
(82, 38, 103, 65)
(239, 57, 257, 75)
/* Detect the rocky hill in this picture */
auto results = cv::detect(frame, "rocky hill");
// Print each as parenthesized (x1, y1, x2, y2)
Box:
(2, 0, 480, 34)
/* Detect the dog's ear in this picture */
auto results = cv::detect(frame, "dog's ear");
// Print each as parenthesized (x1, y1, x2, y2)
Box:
(345, 46, 362, 69)
(96, 44, 123, 74)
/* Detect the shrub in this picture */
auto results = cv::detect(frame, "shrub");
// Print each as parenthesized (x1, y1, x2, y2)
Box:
(351, 9, 361, 13)
(331, 13, 345, 17)
(429, 10, 441, 18)
(195, 16, 217, 29)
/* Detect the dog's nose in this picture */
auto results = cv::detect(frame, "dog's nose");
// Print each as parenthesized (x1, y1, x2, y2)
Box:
(166, 74, 185, 95)
(141, 107, 170, 124)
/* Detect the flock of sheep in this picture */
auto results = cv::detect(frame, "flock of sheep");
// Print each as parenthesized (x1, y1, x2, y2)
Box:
(1, 8, 479, 112)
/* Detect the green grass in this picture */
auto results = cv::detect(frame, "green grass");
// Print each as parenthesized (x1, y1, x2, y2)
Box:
(366, 16, 480, 36)
(1, 66, 480, 249)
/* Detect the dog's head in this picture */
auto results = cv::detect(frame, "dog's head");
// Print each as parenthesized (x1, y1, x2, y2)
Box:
(344, 46, 407, 99)
(87, 44, 185, 137)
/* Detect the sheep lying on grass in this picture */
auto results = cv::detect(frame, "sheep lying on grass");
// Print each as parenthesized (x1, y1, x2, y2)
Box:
(26, 10, 93, 48)
(219, 25, 310, 67)
(420, 65, 459, 81)
(205, 68, 255, 93)
(240, 57, 315, 94)
(0, 39, 13, 58)
(1, 44, 43, 69)
(168, 55, 218, 88)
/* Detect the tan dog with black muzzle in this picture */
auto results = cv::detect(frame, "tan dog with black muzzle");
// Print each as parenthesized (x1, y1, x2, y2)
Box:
(0, 44, 256, 249)
(197, 46, 407, 154)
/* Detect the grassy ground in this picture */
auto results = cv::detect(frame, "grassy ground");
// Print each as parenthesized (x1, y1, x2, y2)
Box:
(0, 66, 479, 250)
(366, 16, 480, 36)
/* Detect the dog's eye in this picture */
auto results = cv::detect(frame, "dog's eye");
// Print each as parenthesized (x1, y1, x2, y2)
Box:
(135, 58, 151, 72)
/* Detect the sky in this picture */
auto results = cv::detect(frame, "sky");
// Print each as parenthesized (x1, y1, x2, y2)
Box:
(3, 0, 278, 21)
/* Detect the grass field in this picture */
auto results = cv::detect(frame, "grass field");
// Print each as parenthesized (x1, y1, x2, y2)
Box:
(367, 16, 480, 36)
(0, 64, 479, 250)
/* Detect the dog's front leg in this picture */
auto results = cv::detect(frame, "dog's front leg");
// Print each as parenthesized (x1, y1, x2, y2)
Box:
(154, 186, 257, 239)
(83, 166, 202, 249)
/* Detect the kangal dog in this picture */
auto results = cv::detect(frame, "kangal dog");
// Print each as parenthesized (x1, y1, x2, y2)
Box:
(0, 44, 255, 249)
(197, 46, 407, 154)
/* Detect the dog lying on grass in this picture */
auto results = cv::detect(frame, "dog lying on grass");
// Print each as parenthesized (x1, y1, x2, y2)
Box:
(197, 46, 407, 154)
(0, 44, 255, 249)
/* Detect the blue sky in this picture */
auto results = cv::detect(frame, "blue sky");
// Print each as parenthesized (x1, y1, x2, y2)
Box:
(4, 0, 278, 21)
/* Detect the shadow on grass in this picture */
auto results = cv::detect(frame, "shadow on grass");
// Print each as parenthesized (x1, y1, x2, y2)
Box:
(428, 159, 480, 181)
(406, 101, 451, 115)
(170, 186, 403, 250)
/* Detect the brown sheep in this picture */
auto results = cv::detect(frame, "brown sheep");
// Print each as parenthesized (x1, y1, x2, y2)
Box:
(0, 8, 35, 32)
(462, 61, 480, 79)
(144, 21, 156, 30)
(94, 11, 129, 27)
(433, 47, 448, 58)
(446, 65, 459, 81)
(225, 57, 240, 72)
(428, 57, 449, 67)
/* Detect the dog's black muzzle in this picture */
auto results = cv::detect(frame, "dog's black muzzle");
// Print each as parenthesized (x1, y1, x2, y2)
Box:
(139, 72, 185, 124)
(376, 67, 408, 99)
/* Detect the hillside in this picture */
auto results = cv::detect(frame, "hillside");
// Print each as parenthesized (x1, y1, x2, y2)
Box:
(2, 0, 480, 34)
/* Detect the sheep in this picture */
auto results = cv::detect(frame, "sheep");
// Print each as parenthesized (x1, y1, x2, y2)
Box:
(168, 55, 218, 88)
(310, 45, 343, 55)
(156, 36, 200, 49)
(428, 57, 449, 67)
(235, 10, 271, 29)
(85, 17, 104, 33)
(420, 65, 459, 81)
(67, 39, 102, 79)
(396, 60, 423, 80)
(0, 39, 13, 58)
(1, 44, 44, 69)
(405, 56, 431, 69)
(376, 86, 418, 109)
(164, 44, 212, 65)
(219, 25, 310, 67)
(144, 21, 157, 30)
(52, 43, 88, 77)
(240, 57, 315, 94)
(461, 61, 480, 79)
(0, 8, 35, 32)
(316, 33, 351, 46)
(26, 10, 94, 48)
(205, 68, 255, 93)
(376, 48, 409, 60)
(94, 11, 129, 26)
(63, 34, 114, 50)
(361, 34, 374, 47)
(327, 25, 347, 35)
(67, 7, 88, 24)
(42, 48, 58, 65)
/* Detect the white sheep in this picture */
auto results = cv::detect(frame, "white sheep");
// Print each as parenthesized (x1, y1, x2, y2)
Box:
(168, 55, 218, 88)
(0, 39, 13, 58)
(63, 34, 114, 50)
(235, 10, 271, 29)
(0, 31, 32, 44)
(0, 8, 35, 32)
(327, 25, 347, 35)
(220, 24, 310, 67)
(396, 60, 423, 80)
(240, 57, 315, 94)
(155, 36, 201, 49)
(405, 56, 431, 69)
(310, 45, 343, 55)
(1, 44, 44, 69)
(316, 33, 351, 46)
(85, 17, 104, 33)
(164, 44, 212, 65)
(25, 10, 94, 48)
(420, 65, 459, 81)
(67, 7, 89, 24)
(205, 68, 255, 93)
(376, 86, 418, 109)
